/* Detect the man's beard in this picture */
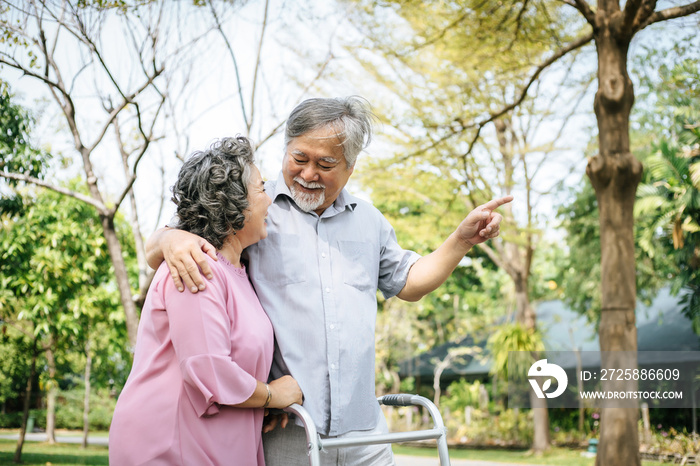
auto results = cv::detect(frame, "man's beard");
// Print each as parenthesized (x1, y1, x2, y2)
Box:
(290, 177, 325, 212)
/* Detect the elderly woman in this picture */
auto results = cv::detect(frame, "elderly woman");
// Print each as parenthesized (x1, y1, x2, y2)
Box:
(109, 137, 302, 465)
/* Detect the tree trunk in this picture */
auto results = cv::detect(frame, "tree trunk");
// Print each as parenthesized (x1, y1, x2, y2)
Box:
(14, 342, 37, 464)
(495, 116, 548, 452)
(530, 393, 550, 452)
(574, 344, 585, 437)
(115, 119, 153, 301)
(82, 338, 93, 449)
(78, 141, 140, 347)
(46, 347, 57, 445)
(514, 275, 550, 452)
(433, 367, 444, 407)
(586, 13, 643, 466)
(514, 277, 536, 331)
(100, 215, 140, 347)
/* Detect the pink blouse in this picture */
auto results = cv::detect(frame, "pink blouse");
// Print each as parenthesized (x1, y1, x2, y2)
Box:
(109, 253, 273, 465)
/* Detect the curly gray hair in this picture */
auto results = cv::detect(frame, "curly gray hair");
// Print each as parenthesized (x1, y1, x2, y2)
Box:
(284, 96, 375, 168)
(171, 136, 255, 250)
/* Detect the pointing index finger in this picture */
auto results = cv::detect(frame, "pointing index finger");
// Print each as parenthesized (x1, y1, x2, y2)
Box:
(482, 195, 514, 212)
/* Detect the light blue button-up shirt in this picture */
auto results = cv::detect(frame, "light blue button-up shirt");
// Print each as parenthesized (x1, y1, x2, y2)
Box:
(244, 172, 420, 436)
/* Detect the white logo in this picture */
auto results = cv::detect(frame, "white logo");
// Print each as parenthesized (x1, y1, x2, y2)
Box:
(528, 359, 568, 399)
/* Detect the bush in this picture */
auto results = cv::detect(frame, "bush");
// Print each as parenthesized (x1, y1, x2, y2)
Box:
(445, 407, 533, 447)
(0, 412, 23, 428)
(55, 388, 115, 431)
(641, 427, 700, 459)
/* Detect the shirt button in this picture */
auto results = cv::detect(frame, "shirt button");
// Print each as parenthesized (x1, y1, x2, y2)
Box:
(325, 287, 330, 293)
(321, 252, 326, 258)
(331, 363, 337, 370)
(329, 324, 335, 330)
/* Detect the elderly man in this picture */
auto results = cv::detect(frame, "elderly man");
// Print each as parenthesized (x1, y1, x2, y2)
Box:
(146, 96, 512, 465)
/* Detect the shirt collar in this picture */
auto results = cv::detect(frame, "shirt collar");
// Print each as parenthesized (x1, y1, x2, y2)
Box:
(270, 171, 357, 215)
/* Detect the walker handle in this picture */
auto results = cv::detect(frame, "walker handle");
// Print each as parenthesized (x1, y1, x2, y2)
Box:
(378, 394, 416, 406)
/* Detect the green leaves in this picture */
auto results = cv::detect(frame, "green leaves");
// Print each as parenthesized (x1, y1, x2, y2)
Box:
(487, 322, 544, 378)
(0, 81, 51, 183)
(0, 184, 115, 335)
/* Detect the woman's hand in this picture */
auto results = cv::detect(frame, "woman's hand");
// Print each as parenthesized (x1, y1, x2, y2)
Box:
(147, 228, 217, 293)
(267, 375, 303, 409)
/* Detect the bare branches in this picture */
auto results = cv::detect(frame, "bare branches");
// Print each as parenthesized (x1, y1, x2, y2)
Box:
(457, 32, 594, 161)
(248, 0, 270, 135)
(207, 0, 249, 130)
(255, 48, 335, 150)
(87, 68, 163, 154)
(0, 171, 107, 213)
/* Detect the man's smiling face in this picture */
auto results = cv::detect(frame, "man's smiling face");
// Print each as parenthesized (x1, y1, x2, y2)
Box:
(282, 125, 354, 215)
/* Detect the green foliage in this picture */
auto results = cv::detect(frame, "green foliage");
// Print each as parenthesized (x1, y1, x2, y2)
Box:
(642, 427, 700, 459)
(0, 81, 49, 179)
(487, 322, 544, 378)
(0, 330, 32, 407)
(555, 179, 675, 324)
(441, 379, 490, 414)
(632, 38, 700, 330)
(54, 388, 117, 431)
(0, 80, 51, 216)
(350, 0, 587, 368)
(445, 406, 533, 447)
(0, 388, 119, 431)
(0, 183, 131, 422)
(0, 182, 114, 332)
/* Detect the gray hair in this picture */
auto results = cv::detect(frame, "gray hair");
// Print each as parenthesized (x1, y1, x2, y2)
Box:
(284, 96, 375, 168)
(172, 136, 255, 250)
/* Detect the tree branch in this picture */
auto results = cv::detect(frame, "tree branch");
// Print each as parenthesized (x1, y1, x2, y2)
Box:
(256, 49, 335, 149)
(86, 67, 164, 154)
(0, 172, 107, 213)
(478, 241, 517, 278)
(622, 0, 644, 34)
(207, 0, 249, 130)
(248, 0, 270, 135)
(109, 95, 166, 216)
(570, 0, 597, 26)
(0, 56, 65, 101)
(458, 31, 593, 161)
(507, 0, 532, 50)
(639, 1, 700, 30)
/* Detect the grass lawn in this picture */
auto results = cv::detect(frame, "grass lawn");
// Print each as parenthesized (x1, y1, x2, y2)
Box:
(0, 437, 668, 465)
(393, 445, 667, 466)
(0, 439, 108, 465)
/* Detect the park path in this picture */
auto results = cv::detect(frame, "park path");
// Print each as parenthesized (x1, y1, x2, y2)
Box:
(0, 431, 109, 446)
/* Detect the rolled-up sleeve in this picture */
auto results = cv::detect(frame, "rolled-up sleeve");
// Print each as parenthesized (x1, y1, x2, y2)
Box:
(163, 271, 257, 417)
(377, 216, 421, 299)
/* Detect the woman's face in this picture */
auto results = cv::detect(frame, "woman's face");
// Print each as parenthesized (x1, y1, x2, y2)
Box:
(238, 165, 272, 248)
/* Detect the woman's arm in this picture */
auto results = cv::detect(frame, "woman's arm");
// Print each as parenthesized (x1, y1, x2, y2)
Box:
(234, 376, 302, 409)
(163, 265, 301, 415)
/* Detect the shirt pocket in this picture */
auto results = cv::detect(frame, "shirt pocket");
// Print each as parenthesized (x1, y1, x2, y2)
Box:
(338, 240, 378, 293)
(253, 233, 307, 285)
